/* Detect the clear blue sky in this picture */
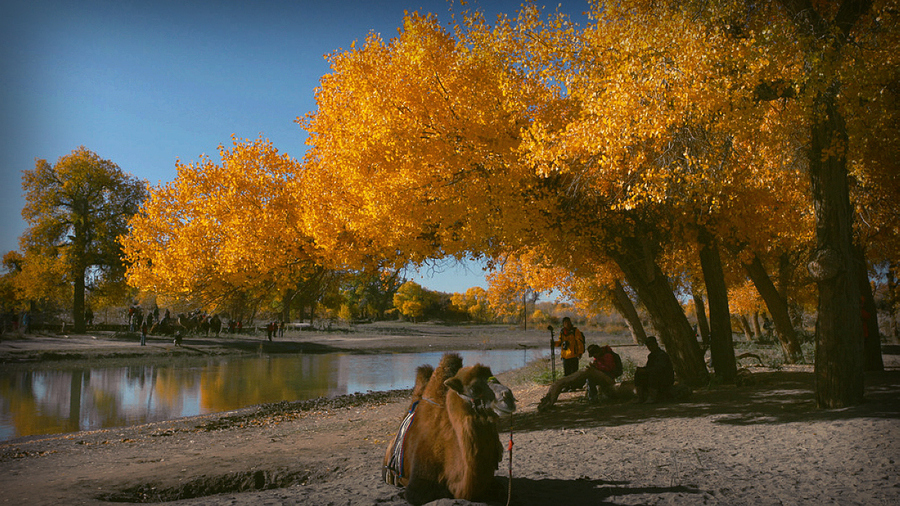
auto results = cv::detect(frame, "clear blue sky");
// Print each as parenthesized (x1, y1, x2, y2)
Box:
(1, 0, 587, 295)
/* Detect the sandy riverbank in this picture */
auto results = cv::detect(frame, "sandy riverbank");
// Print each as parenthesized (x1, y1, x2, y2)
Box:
(1, 326, 898, 505)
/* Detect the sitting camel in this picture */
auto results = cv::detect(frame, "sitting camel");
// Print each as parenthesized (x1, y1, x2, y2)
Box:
(383, 353, 516, 505)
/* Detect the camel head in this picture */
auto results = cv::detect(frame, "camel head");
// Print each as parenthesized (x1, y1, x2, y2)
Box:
(444, 364, 516, 416)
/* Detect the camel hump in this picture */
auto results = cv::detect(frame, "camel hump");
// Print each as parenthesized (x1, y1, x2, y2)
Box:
(420, 353, 464, 401)
(437, 353, 463, 377)
(410, 364, 434, 405)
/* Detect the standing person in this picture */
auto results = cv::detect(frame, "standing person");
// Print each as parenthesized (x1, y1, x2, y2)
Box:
(128, 305, 136, 332)
(140, 320, 148, 346)
(634, 336, 675, 403)
(538, 344, 618, 411)
(554, 317, 585, 377)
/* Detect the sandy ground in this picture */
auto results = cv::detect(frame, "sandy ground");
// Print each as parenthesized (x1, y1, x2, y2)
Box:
(1, 326, 898, 505)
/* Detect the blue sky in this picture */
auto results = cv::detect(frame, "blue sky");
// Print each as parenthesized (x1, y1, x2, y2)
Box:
(1, 0, 587, 295)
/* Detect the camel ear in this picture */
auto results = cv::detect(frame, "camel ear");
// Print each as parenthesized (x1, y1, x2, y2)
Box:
(444, 377, 464, 393)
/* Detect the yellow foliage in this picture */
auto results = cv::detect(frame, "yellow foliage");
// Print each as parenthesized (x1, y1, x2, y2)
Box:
(451, 286, 494, 321)
(124, 1, 898, 321)
(300, 11, 552, 268)
(728, 280, 765, 317)
(122, 137, 326, 307)
(393, 280, 432, 320)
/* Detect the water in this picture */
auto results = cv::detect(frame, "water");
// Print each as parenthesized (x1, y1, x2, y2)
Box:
(0, 348, 545, 442)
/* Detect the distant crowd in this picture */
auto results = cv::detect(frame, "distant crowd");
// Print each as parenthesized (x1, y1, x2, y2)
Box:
(1, 310, 32, 337)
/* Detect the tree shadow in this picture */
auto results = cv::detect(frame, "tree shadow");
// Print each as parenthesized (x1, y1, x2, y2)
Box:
(507, 369, 900, 433)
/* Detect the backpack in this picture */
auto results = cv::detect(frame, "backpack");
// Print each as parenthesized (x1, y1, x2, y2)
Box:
(610, 349, 623, 379)
(573, 328, 586, 356)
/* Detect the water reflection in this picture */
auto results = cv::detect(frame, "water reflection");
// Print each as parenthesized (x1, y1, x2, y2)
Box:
(0, 348, 545, 442)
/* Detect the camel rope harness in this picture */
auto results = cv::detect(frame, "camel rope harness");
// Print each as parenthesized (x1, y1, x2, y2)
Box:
(383, 401, 419, 485)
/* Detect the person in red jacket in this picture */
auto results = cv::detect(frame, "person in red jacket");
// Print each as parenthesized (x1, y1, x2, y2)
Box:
(538, 344, 618, 411)
(585, 344, 620, 402)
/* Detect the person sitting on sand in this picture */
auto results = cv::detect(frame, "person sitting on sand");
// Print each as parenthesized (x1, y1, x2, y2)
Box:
(538, 344, 618, 412)
(586, 344, 621, 402)
(634, 336, 675, 403)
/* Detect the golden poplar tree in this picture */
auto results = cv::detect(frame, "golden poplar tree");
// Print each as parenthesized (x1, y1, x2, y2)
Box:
(122, 137, 328, 312)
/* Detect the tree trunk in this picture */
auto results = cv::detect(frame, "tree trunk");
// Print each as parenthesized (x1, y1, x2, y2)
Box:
(751, 312, 763, 341)
(611, 237, 709, 387)
(698, 228, 737, 383)
(73, 265, 86, 333)
(744, 255, 804, 363)
(692, 288, 711, 350)
(739, 315, 753, 341)
(522, 292, 527, 331)
(608, 279, 647, 345)
(888, 264, 900, 342)
(281, 289, 295, 324)
(855, 246, 883, 371)
(807, 87, 864, 408)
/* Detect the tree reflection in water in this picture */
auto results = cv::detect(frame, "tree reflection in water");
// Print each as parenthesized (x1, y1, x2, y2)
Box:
(0, 348, 544, 441)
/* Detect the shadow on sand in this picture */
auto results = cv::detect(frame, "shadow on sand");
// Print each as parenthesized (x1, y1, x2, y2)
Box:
(504, 477, 704, 505)
(506, 369, 900, 435)
(462, 369, 900, 505)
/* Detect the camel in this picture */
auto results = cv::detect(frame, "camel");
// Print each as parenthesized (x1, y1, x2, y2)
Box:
(383, 353, 516, 505)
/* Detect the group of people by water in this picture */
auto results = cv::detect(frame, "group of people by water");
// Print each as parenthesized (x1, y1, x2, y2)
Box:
(538, 317, 676, 412)
(265, 320, 285, 341)
(123, 304, 292, 346)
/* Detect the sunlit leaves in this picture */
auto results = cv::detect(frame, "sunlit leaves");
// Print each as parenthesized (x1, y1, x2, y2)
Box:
(122, 137, 323, 307)
(300, 11, 548, 267)
(392, 280, 432, 321)
(450, 286, 495, 322)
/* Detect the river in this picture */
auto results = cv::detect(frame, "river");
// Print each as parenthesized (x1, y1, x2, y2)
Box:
(0, 348, 546, 442)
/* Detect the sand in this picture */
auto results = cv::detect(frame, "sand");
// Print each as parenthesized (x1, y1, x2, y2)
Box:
(1, 326, 898, 505)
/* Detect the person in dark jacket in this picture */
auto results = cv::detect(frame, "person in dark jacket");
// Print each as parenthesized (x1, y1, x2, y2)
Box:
(634, 336, 675, 403)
